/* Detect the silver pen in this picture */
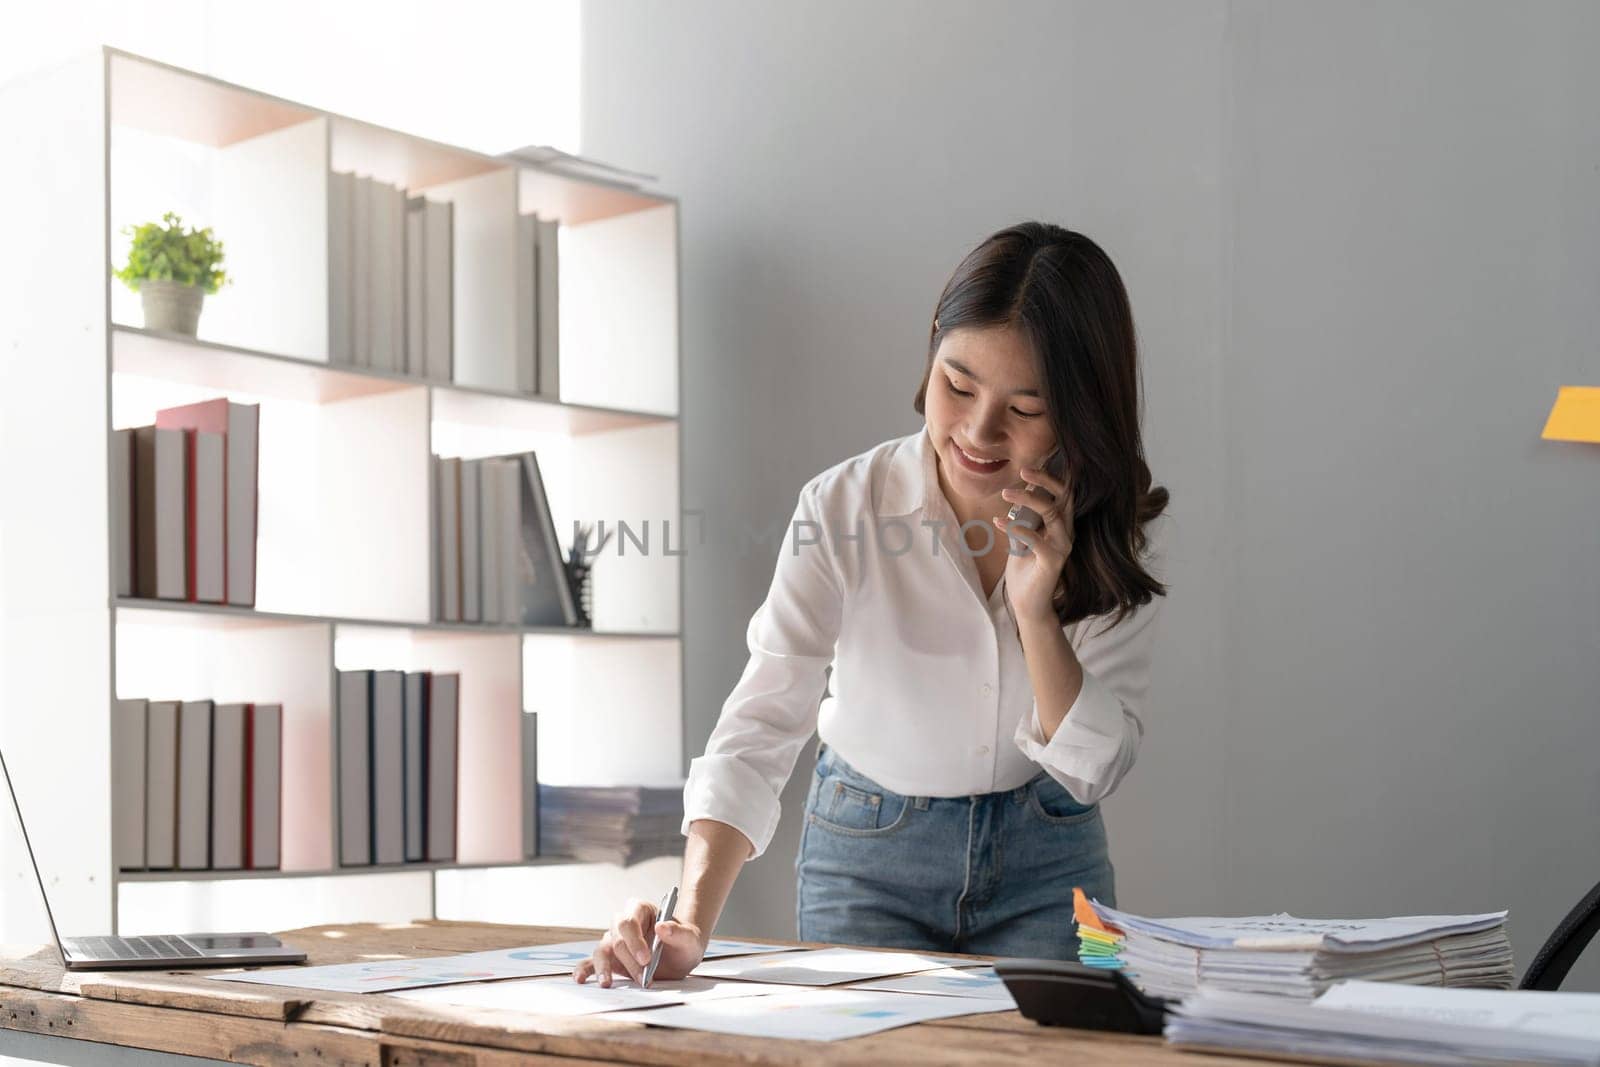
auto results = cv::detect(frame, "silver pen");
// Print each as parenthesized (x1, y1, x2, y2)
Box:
(641, 885, 678, 988)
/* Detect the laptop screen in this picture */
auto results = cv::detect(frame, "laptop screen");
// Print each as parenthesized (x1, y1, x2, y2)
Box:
(0, 745, 71, 964)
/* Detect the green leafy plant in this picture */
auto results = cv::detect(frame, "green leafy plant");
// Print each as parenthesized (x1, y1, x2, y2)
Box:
(113, 212, 230, 294)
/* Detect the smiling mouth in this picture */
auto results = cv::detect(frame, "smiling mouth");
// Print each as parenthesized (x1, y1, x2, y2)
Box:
(954, 442, 1008, 470)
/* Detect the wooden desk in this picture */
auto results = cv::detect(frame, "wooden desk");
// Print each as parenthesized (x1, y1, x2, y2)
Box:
(0, 921, 1268, 1066)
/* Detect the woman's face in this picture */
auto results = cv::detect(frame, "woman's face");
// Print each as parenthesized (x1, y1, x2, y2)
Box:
(923, 324, 1060, 513)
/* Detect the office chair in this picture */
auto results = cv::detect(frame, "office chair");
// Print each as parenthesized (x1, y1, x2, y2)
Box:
(1519, 877, 1600, 991)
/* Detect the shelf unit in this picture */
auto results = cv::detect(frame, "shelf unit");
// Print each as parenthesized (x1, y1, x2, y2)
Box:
(0, 48, 683, 936)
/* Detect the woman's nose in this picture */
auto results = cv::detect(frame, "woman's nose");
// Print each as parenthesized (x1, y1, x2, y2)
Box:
(968, 407, 1009, 448)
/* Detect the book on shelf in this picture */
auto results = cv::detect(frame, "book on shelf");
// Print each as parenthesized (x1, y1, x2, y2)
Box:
(112, 698, 147, 870)
(515, 213, 541, 395)
(405, 198, 426, 376)
(515, 452, 578, 626)
(349, 171, 370, 368)
(175, 699, 213, 870)
(144, 700, 180, 869)
(435, 457, 462, 622)
(111, 429, 134, 598)
(153, 398, 261, 607)
(422, 196, 454, 382)
(328, 170, 354, 365)
(189, 430, 225, 603)
(337, 670, 372, 866)
(403, 672, 428, 863)
(368, 177, 403, 373)
(337, 669, 459, 866)
(247, 703, 282, 870)
(372, 669, 406, 865)
(460, 460, 483, 623)
(479, 459, 504, 625)
(536, 217, 560, 398)
(132, 426, 187, 601)
(426, 672, 459, 863)
(522, 711, 539, 859)
(431, 451, 576, 628)
(211, 702, 247, 870)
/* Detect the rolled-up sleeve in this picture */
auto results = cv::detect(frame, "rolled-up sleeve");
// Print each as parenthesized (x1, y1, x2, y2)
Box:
(682, 481, 844, 858)
(1012, 589, 1161, 805)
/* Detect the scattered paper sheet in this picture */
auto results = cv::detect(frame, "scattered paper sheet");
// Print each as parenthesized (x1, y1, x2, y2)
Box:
(453, 937, 793, 970)
(608, 987, 1009, 1041)
(209, 938, 797, 994)
(210, 952, 571, 993)
(393, 973, 792, 1016)
(692, 947, 974, 986)
(849, 966, 1014, 1002)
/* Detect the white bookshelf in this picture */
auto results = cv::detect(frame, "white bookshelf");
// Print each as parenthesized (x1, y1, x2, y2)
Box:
(0, 48, 684, 937)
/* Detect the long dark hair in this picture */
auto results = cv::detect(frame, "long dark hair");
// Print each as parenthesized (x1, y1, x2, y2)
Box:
(914, 222, 1168, 628)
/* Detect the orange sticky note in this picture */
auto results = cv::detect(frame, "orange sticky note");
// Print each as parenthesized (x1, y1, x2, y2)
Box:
(1074, 886, 1111, 933)
(1542, 387, 1600, 443)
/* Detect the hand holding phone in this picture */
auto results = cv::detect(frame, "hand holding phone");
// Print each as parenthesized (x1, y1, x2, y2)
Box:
(1004, 449, 1068, 554)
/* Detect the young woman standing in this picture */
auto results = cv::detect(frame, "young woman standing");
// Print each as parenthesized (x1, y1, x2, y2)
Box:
(578, 221, 1168, 986)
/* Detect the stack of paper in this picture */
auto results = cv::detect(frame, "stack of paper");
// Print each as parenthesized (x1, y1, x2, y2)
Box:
(1167, 981, 1600, 1066)
(1086, 900, 1514, 1000)
(538, 784, 684, 865)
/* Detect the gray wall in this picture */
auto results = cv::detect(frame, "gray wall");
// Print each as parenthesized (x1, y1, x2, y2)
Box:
(580, 0, 1600, 989)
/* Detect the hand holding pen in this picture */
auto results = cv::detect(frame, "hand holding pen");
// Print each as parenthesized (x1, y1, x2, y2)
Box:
(575, 885, 705, 988)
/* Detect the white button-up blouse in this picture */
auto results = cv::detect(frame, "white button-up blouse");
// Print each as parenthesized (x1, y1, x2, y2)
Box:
(681, 426, 1165, 857)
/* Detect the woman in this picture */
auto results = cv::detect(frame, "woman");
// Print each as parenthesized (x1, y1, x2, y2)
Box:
(577, 221, 1169, 986)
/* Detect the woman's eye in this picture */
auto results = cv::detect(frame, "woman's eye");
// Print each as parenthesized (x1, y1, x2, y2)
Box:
(1011, 408, 1042, 419)
(944, 378, 974, 398)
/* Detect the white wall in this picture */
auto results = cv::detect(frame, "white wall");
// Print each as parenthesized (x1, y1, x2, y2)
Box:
(2, 0, 580, 155)
(580, 0, 1600, 989)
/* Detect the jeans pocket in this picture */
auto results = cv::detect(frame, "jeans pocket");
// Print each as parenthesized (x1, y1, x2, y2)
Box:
(1027, 774, 1100, 825)
(810, 778, 909, 836)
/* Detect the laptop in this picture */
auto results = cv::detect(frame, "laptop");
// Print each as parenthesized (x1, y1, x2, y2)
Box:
(0, 744, 307, 970)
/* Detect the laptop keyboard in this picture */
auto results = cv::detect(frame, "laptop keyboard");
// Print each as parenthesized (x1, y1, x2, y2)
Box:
(68, 935, 204, 961)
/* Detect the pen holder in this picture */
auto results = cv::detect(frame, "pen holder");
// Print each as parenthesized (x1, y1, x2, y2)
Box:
(564, 558, 594, 629)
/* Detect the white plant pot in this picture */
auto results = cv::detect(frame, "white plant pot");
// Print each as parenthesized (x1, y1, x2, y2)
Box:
(139, 279, 205, 336)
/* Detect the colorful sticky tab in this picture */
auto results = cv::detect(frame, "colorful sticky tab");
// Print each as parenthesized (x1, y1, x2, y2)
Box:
(1541, 386, 1600, 443)
(1073, 886, 1115, 933)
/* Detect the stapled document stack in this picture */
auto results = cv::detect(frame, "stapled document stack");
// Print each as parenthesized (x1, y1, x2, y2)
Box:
(538, 784, 685, 866)
(1166, 981, 1600, 1066)
(1081, 899, 1514, 1000)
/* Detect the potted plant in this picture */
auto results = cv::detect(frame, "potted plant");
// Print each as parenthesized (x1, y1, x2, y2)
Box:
(113, 212, 229, 336)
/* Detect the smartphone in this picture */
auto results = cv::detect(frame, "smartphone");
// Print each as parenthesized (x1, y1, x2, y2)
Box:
(1005, 448, 1068, 554)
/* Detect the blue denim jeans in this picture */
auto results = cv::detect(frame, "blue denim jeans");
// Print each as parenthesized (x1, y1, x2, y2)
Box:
(795, 743, 1115, 959)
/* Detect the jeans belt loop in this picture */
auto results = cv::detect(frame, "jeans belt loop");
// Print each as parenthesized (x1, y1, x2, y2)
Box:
(913, 795, 930, 811)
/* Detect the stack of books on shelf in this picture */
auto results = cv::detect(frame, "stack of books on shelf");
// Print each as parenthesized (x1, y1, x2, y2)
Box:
(112, 698, 281, 872)
(1077, 897, 1514, 1001)
(112, 399, 260, 605)
(537, 784, 684, 866)
(336, 670, 459, 867)
(432, 451, 577, 627)
(328, 171, 453, 380)
(514, 211, 560, 397)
